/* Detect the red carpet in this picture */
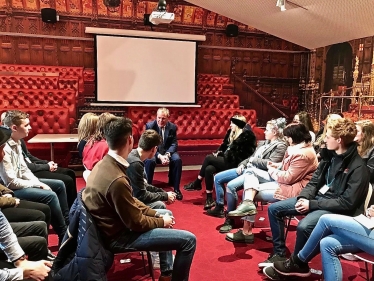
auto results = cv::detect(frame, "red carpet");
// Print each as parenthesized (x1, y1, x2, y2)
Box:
(63, 172, 369, 280)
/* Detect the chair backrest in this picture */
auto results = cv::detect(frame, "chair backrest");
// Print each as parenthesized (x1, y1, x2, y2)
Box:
(364, 183, 373, 212)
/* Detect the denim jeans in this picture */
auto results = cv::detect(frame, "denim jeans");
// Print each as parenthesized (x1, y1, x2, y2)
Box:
(13, 178, 69, 239)
(110, 209, 196, 281)
(297, 214, 374, 281)
(268, 197, 332, 257)
(227, 166, 272, 212)
(214, 168, 242, 206)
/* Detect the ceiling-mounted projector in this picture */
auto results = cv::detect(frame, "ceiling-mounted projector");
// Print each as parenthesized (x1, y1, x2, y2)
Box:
(149, 0, 174, 25)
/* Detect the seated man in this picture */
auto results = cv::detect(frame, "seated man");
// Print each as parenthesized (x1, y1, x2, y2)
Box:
(1, 111, 77, 208)
(0, 126, 52, 281)
(144, 108, 183, 200)
(126, 129, 176, 209)
(0, 110, 69, 243)
(83, 117, 196, 281)
(261, 118, 370, 280)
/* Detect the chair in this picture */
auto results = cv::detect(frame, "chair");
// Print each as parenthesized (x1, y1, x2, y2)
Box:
(118, 250, 155, 281)
(353, 252, 374, 281)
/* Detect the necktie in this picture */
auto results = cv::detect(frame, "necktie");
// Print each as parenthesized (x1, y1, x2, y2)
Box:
(161, 127, 165, 141)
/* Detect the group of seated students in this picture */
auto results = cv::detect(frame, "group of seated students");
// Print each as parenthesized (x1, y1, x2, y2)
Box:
(0, 110, 78, 271)
(1, 105, 374, 281)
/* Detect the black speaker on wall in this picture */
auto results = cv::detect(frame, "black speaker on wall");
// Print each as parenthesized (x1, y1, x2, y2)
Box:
(225, 24, 239, 37)
(41, 8, 57, 23)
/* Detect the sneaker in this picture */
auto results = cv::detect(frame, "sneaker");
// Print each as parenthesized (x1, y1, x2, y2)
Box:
(151, 251, 160, 269)
(341, 253, 359, 261)
(219, 218, 234, 233)
(183, 180, 202, 191)
(273, 255, 311, 277)
(263, 266, 283, 280)
(203, 197, 216, 210)
(227, 200, 257, 217)
(225, 229, 254, 243)
(258, 253, 287, 268)
(206, 204, 225, 218)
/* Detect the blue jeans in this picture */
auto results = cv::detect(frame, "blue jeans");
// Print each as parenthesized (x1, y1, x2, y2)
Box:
(297, 214, 374, 281)
(110, 209, 196, 281)
(214, 168, 243, 206)
(268, 197, 332, 257)
(13, 178, 69, 239)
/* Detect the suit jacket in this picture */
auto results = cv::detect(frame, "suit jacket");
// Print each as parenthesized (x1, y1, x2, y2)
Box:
(145, 120, 178, 158)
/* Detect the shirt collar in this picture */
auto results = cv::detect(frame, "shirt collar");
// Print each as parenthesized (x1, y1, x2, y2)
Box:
(7, 138, 20, 147)
(108, 150, 129, 168)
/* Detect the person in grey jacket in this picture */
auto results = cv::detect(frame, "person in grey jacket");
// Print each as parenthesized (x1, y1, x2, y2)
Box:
(126, 130, 176, 209)
(355, 120, 374, 182)
(0, 126, 51, 281)
(209, 118, 288, 233)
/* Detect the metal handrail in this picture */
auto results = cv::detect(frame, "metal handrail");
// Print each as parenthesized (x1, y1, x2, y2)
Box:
(318, 94, 374, 125)
(232, 73, 288, 118)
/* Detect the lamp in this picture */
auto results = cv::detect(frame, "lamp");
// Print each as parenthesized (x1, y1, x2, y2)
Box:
(276, 0, 286, 11)
(103, 0, 120, 12)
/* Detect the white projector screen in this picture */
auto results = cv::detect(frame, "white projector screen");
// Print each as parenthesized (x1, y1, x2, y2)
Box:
(95, 35, 197, 104)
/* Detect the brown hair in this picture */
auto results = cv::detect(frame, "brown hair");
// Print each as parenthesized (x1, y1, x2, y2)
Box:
(90, 112, 116, 144)
(355, 120, 374, 157)
(103, 117, 133, 150)
(327, 118, 357, 145)
(78, 113, 99, 142)
(138, 129, 162, 151)
(296, 111, 314, 133)
(2, 110, 29, 127)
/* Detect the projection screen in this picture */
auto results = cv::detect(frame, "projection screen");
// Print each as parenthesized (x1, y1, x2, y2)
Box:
(95, 34, 198, 104)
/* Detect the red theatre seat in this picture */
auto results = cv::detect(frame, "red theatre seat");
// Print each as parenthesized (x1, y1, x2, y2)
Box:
(197, 83, 223, 95)
(197, 74, 230, 84)
(0, 75, 59, 90)
(0, 89, 78, 125)
(128, 107, 264, 165)
(197, 95, 239, 109)
(0, 64, 84, 93)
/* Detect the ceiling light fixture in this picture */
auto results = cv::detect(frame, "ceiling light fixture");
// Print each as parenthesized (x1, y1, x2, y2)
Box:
(276, 0, 286, 11)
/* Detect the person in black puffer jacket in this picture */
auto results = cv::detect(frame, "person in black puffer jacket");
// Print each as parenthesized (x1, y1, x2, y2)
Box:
(184, 115, 257, 210)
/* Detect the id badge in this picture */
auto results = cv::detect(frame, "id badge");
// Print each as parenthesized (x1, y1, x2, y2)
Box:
(319, 184, 329, 195)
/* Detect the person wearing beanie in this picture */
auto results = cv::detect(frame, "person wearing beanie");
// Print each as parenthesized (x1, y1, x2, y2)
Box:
(184, 115, 257, 210)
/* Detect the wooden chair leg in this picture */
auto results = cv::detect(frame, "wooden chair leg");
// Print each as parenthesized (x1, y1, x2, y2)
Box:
(140, 252, 147, 275)
(365, 261, 370, 281)
(284, 216, 292, 240)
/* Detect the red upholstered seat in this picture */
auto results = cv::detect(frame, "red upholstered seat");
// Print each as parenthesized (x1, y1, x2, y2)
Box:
(128, 107, 264, 165)
(0, 89, 78, 125)
(0, 75, 59, 90)
(0, 64, 84, 93)
(197, 95, 239, 109)
(197, 83, 223, 95)
(197, 74, 230, 84)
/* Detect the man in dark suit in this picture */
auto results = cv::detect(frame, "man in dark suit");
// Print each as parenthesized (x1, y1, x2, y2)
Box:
(144, 108, 183, 200)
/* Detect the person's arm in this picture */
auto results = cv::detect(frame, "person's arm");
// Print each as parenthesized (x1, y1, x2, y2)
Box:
(24, 161, 50, 173)
(166, 125, 178, 154)
(0, 212, 25, 261)
(252, 143, 287, 170)
(308, 164, 370, 213)
(108, 179, 164, 232)
(126, 163, 168, 203)
(20, 140, 47, 164)
(268, 154, 316, 185)
(216, 129, 230, 153)
(365, 149, 374, 183)
(0, 149, 41, 190)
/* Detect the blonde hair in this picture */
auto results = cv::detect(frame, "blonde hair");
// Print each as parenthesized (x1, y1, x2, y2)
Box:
(315, 113, 343, 147)
(267, 117, 287, 140)
(355, 120, 374, 157)
(327, 118, 357, 145)
(229, 115, 246, 144)
(78, 113, 98, 142)
(157, 107, 170, 117)
(90, 112, 116, 144)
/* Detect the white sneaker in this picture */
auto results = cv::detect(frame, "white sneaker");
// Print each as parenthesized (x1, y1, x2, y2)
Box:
(340, 253, 359, 261)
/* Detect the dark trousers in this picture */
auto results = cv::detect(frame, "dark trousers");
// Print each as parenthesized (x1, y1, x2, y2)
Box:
(144, 152, 182, 192)
(199, 155, 228, 191)
(33, 167, 77, 208)
(0, 221, 48, 261)
(268, 197, 332, 257)
(2, 200, 51, 230)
